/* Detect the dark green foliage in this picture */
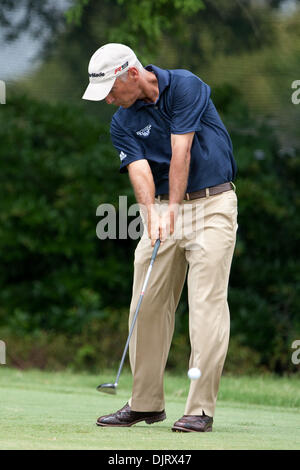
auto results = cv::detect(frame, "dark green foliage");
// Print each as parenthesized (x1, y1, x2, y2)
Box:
(0, 94, 136, 334)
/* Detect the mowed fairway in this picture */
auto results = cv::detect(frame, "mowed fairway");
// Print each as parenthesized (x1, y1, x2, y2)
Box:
(0, 368, 299, 450)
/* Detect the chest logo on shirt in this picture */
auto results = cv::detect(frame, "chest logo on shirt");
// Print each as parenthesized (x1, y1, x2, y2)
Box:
(136, 124, 152, 137)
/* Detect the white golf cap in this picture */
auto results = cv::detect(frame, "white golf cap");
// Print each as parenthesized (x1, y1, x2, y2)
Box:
(82, 43, 138, 101)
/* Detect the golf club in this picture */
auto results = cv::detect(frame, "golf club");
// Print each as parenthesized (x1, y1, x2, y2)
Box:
(97, 238, 161, 394)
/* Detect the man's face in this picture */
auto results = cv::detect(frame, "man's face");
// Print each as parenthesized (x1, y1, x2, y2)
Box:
(105, 71, 140, 108)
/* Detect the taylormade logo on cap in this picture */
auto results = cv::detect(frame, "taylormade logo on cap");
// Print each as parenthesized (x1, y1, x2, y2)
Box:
(82, 43, 137, 101)
(89, 72, 105, 77)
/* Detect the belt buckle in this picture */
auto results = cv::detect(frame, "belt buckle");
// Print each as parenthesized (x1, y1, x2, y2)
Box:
(185, 193, 190, 201)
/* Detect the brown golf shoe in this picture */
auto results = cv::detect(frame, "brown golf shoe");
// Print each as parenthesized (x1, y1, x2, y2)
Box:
(96, 403, 166, 427)
(172, 414, 213, 432)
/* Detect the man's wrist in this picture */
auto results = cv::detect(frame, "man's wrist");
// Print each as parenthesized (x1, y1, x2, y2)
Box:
(168, 202, 180, 219)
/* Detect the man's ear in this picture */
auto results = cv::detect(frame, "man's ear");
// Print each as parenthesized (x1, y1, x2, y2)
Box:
(128, 67, 139, 80)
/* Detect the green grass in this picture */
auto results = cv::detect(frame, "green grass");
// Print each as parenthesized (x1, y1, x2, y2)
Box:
(0, 368, 299, 450)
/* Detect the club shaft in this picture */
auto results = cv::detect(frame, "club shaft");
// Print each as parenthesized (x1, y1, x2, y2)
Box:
(114, 239, 161, 385)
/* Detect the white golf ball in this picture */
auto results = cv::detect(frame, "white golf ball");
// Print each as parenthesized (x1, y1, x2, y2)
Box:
(188, 367, 201, 380)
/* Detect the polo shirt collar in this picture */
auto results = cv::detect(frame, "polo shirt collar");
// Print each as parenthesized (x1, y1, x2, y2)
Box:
(133, 64, 170, 110)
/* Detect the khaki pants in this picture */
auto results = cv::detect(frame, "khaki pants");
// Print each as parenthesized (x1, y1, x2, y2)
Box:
(128, 188, 238, 417)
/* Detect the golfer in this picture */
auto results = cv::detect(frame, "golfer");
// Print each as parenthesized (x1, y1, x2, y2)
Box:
(82, 43, 238, 432)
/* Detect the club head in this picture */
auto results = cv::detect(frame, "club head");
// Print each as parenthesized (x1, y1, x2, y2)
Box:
(97, 382, 117, 394)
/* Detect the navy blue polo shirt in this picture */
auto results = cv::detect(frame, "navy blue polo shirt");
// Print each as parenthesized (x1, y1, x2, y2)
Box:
(110, 65, 237, 195)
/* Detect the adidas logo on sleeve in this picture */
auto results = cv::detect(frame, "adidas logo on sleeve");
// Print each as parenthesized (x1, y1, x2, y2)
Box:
(119, 151, 127, 161)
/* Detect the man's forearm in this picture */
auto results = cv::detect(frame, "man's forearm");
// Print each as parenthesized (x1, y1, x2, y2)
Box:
(127, 159, 155, 209)
(128, 160, 159, 244)
(169, 133, 194, 206)
(168, 149, 191, 206)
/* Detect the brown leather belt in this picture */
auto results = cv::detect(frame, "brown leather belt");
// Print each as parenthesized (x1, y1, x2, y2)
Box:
(157, 182, 234, 201)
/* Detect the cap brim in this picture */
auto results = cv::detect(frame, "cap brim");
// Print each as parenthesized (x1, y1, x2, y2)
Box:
(82, 79, 115, 101)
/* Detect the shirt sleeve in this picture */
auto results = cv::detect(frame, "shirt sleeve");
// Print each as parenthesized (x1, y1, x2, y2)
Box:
(170, 75, 211, 134)
(110, 116, 145, 173)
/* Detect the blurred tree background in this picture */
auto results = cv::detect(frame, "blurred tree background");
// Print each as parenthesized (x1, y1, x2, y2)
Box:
(0, 0, 299, 374)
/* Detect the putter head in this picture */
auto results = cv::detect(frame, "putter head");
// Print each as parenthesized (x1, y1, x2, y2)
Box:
(97, 382, 117, 394)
